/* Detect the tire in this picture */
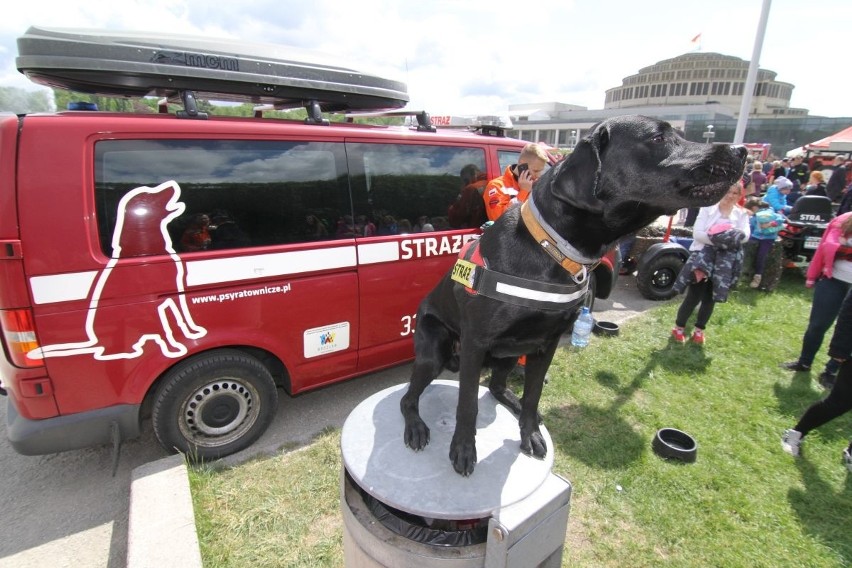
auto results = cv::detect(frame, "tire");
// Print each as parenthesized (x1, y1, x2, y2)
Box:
(636, 253, 684, 301)
(582, 271, 597, 313)
(152, 349, 278, 461)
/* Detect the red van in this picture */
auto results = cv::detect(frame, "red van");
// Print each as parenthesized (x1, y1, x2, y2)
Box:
(0, 27, 617, 461)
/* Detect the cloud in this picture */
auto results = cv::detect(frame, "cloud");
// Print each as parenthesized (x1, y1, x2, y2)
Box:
(3, 0, 851, 117)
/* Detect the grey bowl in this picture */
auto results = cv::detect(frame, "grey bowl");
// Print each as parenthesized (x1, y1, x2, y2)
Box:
(593, 320, 620, 337)
(652, 428, 697, 463)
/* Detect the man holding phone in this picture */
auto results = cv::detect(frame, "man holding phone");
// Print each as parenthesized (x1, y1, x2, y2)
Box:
(483, 142, 549, 221)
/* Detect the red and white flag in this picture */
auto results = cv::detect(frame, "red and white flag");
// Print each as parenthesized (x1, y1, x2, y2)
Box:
(690, 33, 702, 51)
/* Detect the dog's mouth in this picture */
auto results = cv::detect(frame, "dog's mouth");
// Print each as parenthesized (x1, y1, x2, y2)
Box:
(685, 180, 730, 200)
(680, 160, 745, 205)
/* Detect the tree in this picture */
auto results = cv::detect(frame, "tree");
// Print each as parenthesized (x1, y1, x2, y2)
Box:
(52, 90, 146, 113)
(0, 87, 53, 113)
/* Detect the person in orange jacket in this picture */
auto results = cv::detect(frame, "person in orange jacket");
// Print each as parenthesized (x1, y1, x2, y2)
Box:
(483, 143, 549, 221)
(482, 143, 549, 372)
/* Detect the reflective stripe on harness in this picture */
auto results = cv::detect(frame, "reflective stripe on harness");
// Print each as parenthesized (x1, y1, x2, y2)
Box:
(450, 239, 588, 311)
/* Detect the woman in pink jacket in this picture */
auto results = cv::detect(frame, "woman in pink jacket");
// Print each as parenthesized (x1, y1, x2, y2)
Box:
(783, 213, 852, 385)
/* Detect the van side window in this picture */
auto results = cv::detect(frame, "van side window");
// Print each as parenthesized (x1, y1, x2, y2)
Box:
(498, 150, 521, 173)
(347, 144, 487, 234)
(94, 140, 350, 257)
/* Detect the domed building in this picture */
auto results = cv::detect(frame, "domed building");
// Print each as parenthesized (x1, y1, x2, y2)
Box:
(604, 52, 806, 118)
(507, 52, 851, 156)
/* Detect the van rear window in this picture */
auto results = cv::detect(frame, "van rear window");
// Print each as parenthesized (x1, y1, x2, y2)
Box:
(94, 140, 350, 257)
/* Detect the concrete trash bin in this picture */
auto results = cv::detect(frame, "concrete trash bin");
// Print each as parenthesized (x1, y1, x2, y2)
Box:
(340, 380, 572, 567)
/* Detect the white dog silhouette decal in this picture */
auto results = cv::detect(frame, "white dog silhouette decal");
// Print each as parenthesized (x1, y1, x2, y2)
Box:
(30, 181, 207, 361)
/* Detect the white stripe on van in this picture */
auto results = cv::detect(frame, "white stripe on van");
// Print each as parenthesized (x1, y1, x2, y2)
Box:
(30, 271, 99, 305)
(28, 248, 358, 305)
(357, 242, 400, 265)
(185, 246, 357, 286)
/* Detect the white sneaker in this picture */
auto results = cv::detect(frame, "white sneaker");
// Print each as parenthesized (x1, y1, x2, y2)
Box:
(749, 274, 762, 289)
(781, 429, 803, 457)
(843, 445, 852, 473)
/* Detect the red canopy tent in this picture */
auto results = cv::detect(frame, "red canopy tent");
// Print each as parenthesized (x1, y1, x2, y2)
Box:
(804, 125, 852, 154)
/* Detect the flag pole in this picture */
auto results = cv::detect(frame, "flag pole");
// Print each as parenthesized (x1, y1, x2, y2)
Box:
(734, 0, 772, 144)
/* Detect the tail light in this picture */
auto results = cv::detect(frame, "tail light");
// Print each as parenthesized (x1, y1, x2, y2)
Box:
(1, 309, 44, 368)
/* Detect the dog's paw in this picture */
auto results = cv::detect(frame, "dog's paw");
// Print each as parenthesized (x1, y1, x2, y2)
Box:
(449, 436, 477, 477)
(403, 419, 430, 451)
(520, 430, 548, 459)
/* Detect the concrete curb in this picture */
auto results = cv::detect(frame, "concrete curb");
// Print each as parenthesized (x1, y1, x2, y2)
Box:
(127, 454, 203, 568)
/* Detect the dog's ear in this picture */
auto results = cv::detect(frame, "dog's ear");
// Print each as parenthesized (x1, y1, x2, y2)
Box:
(549, 122, 608, 214)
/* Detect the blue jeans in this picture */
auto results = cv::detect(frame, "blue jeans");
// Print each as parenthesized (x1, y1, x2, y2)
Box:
(798, 278, 852, 367)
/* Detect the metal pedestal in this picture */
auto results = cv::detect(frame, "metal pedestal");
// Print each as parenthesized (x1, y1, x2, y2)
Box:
(340, 380, 571, 567)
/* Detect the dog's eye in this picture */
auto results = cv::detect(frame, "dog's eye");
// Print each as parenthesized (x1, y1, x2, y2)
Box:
(651, 134, 666, 144)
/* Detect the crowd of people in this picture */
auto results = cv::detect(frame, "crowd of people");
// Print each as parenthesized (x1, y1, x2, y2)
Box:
(662, 152, 852, 474)
(478, 144, 852, 474)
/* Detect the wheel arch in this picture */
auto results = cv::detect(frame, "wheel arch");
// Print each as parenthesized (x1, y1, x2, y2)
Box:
(138, 345, 291, 421)
(592, 246, 620, 300)
(637, 241, 690, 271)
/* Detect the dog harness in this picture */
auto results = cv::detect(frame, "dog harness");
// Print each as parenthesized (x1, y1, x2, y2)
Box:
(451, 238, 588, 311)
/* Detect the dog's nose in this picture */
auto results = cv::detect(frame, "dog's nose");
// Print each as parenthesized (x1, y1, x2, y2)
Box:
(729, 145, 748, 160)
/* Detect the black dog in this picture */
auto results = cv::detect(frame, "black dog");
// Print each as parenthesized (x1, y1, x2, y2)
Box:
(400, 115, 747, 476)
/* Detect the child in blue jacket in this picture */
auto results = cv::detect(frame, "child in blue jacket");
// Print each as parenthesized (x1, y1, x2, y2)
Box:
(745, 196, 785, 289)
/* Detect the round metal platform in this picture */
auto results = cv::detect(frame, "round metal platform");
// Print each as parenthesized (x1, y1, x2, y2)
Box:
(340, 380, 554, 520)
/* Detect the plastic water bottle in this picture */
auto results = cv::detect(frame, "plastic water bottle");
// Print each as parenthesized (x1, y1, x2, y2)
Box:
(571, 307, 594, 348)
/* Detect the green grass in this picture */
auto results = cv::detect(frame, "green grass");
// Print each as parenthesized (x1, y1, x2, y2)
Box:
(189, 270, 852, 567)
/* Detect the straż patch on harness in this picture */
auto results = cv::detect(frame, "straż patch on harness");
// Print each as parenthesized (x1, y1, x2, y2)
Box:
(451, 258, 477, 288)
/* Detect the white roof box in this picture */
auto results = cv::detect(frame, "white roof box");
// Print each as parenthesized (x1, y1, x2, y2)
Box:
(16, 26, 409, 112)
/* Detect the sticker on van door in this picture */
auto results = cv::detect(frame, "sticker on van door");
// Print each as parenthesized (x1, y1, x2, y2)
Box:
(29, 181, 207, 361)
(304, 322, 350, 358)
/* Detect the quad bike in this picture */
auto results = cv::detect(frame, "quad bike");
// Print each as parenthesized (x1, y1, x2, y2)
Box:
(630, 217, 692, 301)
(635, 224, 690, 300)
(778, 195, 834, 264)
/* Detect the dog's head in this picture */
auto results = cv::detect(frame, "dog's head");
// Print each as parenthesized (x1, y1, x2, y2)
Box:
(540, 115, 747, 238)
(112, 181, 185, 257)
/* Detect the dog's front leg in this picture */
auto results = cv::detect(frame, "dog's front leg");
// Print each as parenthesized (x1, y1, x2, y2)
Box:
(401, 312, 456, 451)
(401, 364, 434, 451)
(449, 346, 485, 476)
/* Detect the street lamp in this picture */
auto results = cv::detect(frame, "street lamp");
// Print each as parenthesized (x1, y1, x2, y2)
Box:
(703, 124, 715, 144)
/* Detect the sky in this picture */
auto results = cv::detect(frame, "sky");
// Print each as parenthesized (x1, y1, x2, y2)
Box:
(1, 0, 849, 118)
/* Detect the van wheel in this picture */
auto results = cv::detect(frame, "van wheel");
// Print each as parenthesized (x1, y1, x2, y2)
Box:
(636, 254, 684, 301)
(152, 349, 278, 461)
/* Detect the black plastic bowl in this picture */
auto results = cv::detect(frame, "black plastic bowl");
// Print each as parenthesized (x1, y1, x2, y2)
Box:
(593, 320, 620, 337)
(652, 428, 697, 463)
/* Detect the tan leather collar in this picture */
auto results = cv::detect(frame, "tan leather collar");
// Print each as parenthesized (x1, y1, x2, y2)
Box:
(521, 200, 591, 278)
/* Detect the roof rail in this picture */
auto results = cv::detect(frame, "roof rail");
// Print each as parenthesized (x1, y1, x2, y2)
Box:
(155, 91, 209, 119)
(175, 90, 208, 120)
(345, 110, 436, 132)
(474, 124, 505, 137)
(304, 100, 330, 126)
